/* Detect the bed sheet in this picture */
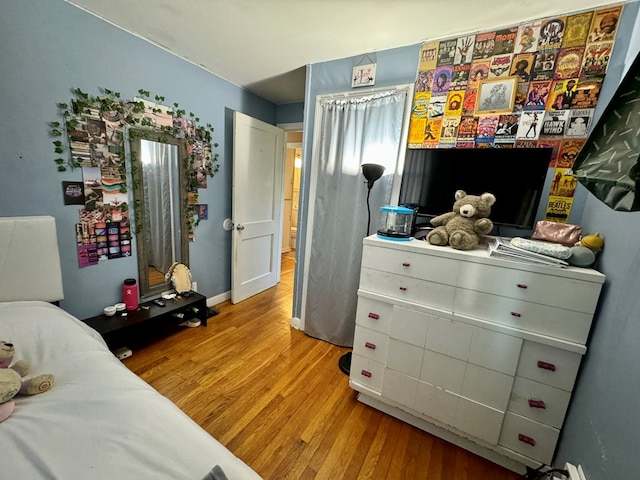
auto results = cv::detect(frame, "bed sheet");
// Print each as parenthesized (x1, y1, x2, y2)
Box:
(0, 301, 261, 479)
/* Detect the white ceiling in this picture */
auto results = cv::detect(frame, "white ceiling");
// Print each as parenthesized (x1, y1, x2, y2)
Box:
(66, 0, 627, 105)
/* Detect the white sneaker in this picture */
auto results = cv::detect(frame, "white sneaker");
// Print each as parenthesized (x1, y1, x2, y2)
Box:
(178, 319, 201, 328)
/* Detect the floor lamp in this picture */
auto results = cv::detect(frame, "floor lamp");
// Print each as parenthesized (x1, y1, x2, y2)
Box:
(338, 163, 385, 376)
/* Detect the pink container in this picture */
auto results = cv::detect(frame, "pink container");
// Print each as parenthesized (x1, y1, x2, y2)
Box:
(123, 278, 138, 311)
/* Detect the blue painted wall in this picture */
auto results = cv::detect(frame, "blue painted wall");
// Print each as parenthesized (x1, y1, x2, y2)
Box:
(0, 0, 276, 319)
(297, 4, 640, 479)
(276, 102, 304, 125)
(554, 6, 640, 480)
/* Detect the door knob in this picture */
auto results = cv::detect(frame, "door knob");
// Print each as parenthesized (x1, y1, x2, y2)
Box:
(236, 224, 245, 231)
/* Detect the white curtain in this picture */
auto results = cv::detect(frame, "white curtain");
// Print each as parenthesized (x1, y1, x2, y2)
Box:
(304, 90, 407, 347)
(141, 140, 176, 273)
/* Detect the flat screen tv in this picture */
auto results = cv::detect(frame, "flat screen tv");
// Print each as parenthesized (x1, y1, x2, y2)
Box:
(398, 147, 553, 231)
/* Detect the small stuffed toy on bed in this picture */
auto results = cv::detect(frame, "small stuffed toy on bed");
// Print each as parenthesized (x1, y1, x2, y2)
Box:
(0, 341, 54, 422)
(427, 189, 496, 250)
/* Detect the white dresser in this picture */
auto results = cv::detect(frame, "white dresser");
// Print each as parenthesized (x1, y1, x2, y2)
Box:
(349, 235, 605, 473)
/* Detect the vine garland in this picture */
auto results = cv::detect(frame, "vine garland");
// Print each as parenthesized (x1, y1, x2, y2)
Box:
(50, 87, 219, 234)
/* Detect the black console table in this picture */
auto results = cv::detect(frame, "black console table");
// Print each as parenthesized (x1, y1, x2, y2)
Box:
(83, 292, 207, 350)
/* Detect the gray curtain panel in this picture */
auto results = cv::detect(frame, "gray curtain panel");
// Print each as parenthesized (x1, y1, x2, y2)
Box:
(304, 90, 406, 347)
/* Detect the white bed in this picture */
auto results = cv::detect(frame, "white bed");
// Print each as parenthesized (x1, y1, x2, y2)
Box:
(0, 217, 261, 479)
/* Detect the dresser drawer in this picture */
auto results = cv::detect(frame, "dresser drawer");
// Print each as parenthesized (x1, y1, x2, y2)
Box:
(454, 396, 505, 445)
(360, 268, 455, 310)
(415, 380, 458, 428)
(350, 354, 385, 393)
(355, 297, 393, 334)
(362, 245, 461, 285)
(382, 369, 418, 410)
(454, 289, 593, 344)
(499, 412, 559, 464)
(387, 338, 424, 379)
(352, 326, 389, 365)
(508, 377, 571, 428)
(425, 315, 522, 376)
(458, 262, 602, 314)
(516, 342, 582, 391)
(390, 306, 431, 348)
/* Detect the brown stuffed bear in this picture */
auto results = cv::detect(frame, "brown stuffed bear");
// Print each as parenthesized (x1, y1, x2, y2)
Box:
(427, 190, 496, 250)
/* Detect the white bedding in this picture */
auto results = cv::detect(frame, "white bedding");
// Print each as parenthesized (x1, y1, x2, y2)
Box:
(0, 301, 261, 479)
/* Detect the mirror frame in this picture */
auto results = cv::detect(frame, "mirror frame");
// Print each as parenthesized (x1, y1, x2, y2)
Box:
(129, 128, 190, 299)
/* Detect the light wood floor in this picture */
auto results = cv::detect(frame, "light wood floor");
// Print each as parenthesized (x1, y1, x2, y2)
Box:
(124, 255, 520, 480)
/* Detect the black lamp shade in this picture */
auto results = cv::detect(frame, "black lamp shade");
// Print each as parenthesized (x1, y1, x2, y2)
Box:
(361, 163, 385, 189)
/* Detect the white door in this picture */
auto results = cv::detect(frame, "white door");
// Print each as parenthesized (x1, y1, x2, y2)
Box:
(232, 111, 285, 303)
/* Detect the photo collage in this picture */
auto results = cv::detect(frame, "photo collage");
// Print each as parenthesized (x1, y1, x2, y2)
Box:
(64, 97, 214, 267)
(407, 5, 623, 221)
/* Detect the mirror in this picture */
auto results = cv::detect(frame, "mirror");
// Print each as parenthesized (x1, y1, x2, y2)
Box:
(129, 129, 190, 299)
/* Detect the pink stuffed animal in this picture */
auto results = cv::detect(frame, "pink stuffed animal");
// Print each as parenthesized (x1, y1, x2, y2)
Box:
(0, 341, 54, 422)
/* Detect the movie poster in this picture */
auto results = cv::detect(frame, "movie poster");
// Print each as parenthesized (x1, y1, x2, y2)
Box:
(510, 53, 535, 81)
(571, 76, 604, 108)
(562, 11, 594, 47)
(440, 116, 461, 144)
(489, 54, 513, 78)
(565, 109, 595, 138)
(437, 39, 458, 66)
(524, 81, 551, 110)
(419, 41, 440, 71)
(423, 117, 442, 146)
(530, 50, 558, 81)
(432, 66, 453, 93)
(493, 27, 518, 55)
(547, 78, 579, 110)
(457, 116, 478, 140)
(554, 47, 585, 79)
(516, 111, 543, 140)
(473, 32, 496, 60)
(588, 5, 622, 43)
(477, 115, 500, 139)
(454, 35, 475, 65)
(539, 17, 567, 50)
(495, 114, 519, 143)
(540, 110, 570, 138)
(469, 60, 491, 88)
(580, 42, 613, 77)
(515, 21, 541, 53)
(445, 91, 464, 116)
(450, 64, 470, 90)
(462, 89, 478, 115)
(415, 70, 434, 92)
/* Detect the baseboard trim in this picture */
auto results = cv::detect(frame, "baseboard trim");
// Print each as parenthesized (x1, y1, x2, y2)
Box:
(207, 291, 230, 307)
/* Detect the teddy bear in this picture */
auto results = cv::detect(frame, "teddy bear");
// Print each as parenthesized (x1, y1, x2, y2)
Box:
(426, 190, 496, 250)
(0, 341, 54, 422)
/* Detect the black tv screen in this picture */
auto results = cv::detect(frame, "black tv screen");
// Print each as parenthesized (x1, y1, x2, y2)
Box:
(398, 147, 553, 230)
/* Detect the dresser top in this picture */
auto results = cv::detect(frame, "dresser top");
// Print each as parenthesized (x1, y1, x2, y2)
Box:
(364, 235, 605, 284)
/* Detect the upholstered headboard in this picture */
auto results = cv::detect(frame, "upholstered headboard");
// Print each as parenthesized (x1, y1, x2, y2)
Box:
(0, 216, 64, 302)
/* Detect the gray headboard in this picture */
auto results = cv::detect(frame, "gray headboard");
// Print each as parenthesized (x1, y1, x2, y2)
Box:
(0, 216, 64, 302)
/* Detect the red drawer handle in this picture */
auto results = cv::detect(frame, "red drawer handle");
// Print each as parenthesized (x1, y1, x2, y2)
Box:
(528, 399, 546, 409)
(402, 262, 411, 267)
(368, 313, 379, 320)
(518, 434, 536, 446)
(537, 361, 556, 372)
(517, 283, 528, 289)
(511, 311, 521, 318)
(399, 287, 407, 291)
(365, 342, 376, 350)
(361, 370, 372, 378)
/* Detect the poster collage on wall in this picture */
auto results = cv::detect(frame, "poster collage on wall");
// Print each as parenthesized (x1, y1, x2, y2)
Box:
(63, 99, 213, 268)
(408, 5, 623, 222)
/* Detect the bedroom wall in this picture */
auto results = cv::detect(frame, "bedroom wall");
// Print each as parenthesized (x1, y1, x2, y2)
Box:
(0, 0, 276, 319)
(296, 2, 640, 479)
(554, 8, 640, 479)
